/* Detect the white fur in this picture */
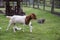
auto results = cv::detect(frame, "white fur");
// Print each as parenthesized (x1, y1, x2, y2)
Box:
(6, 15, 32, 32)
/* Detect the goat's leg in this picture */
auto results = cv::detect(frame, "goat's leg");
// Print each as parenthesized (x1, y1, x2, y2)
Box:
(29, 22, 32, 32)
(13, 26, 16, 32)
(6, 21, 12, 31)
(13, 23, 17, 32)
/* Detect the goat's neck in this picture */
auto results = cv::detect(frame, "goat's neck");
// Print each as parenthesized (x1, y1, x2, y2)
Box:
(25, 15, 32, 25)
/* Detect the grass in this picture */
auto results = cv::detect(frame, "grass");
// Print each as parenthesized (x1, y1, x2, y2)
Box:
(0, 7, 60, 40)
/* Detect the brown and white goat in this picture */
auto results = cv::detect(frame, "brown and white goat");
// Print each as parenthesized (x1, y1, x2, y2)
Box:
(6, 13, 37, 32)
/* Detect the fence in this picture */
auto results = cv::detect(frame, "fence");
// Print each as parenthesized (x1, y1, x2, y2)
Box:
(0, 0, 60, 15)
(21, 0, 60, 14)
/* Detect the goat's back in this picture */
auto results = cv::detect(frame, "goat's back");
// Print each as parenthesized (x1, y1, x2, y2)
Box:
(10, 15, 26, 23)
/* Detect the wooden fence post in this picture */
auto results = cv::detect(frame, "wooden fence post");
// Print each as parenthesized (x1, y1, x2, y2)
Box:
(43, 0, 45, 10)
(37, 0, 40, 9)
(26, 0, 27, 7)
(33, 0, 35, 8)
(29, 0, 30, 7)
(51, 0, 54, 13)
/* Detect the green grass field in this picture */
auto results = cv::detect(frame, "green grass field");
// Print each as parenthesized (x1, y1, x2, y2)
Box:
(0, 7, 60, 40)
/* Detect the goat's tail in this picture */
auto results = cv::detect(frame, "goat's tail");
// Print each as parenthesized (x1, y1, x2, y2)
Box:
(6, 16, 12, 19)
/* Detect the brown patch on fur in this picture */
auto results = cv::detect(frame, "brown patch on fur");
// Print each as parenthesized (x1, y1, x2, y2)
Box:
(25, 15, 31, 25)
(25, 13, 37, 25)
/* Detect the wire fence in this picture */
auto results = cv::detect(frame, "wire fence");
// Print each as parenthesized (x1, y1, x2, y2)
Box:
(21, 0, 60, 14)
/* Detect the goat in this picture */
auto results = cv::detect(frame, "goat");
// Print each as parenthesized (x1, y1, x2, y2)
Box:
(6, 13, 37, 32)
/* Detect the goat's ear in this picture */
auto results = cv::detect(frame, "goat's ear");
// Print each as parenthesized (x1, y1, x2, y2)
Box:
(30, 14, 34, 18)
(31, 13, 37, 19)
(30, 13, 34, 15)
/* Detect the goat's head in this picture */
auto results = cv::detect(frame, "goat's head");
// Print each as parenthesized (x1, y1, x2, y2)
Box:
(30, 13, 37, 20)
